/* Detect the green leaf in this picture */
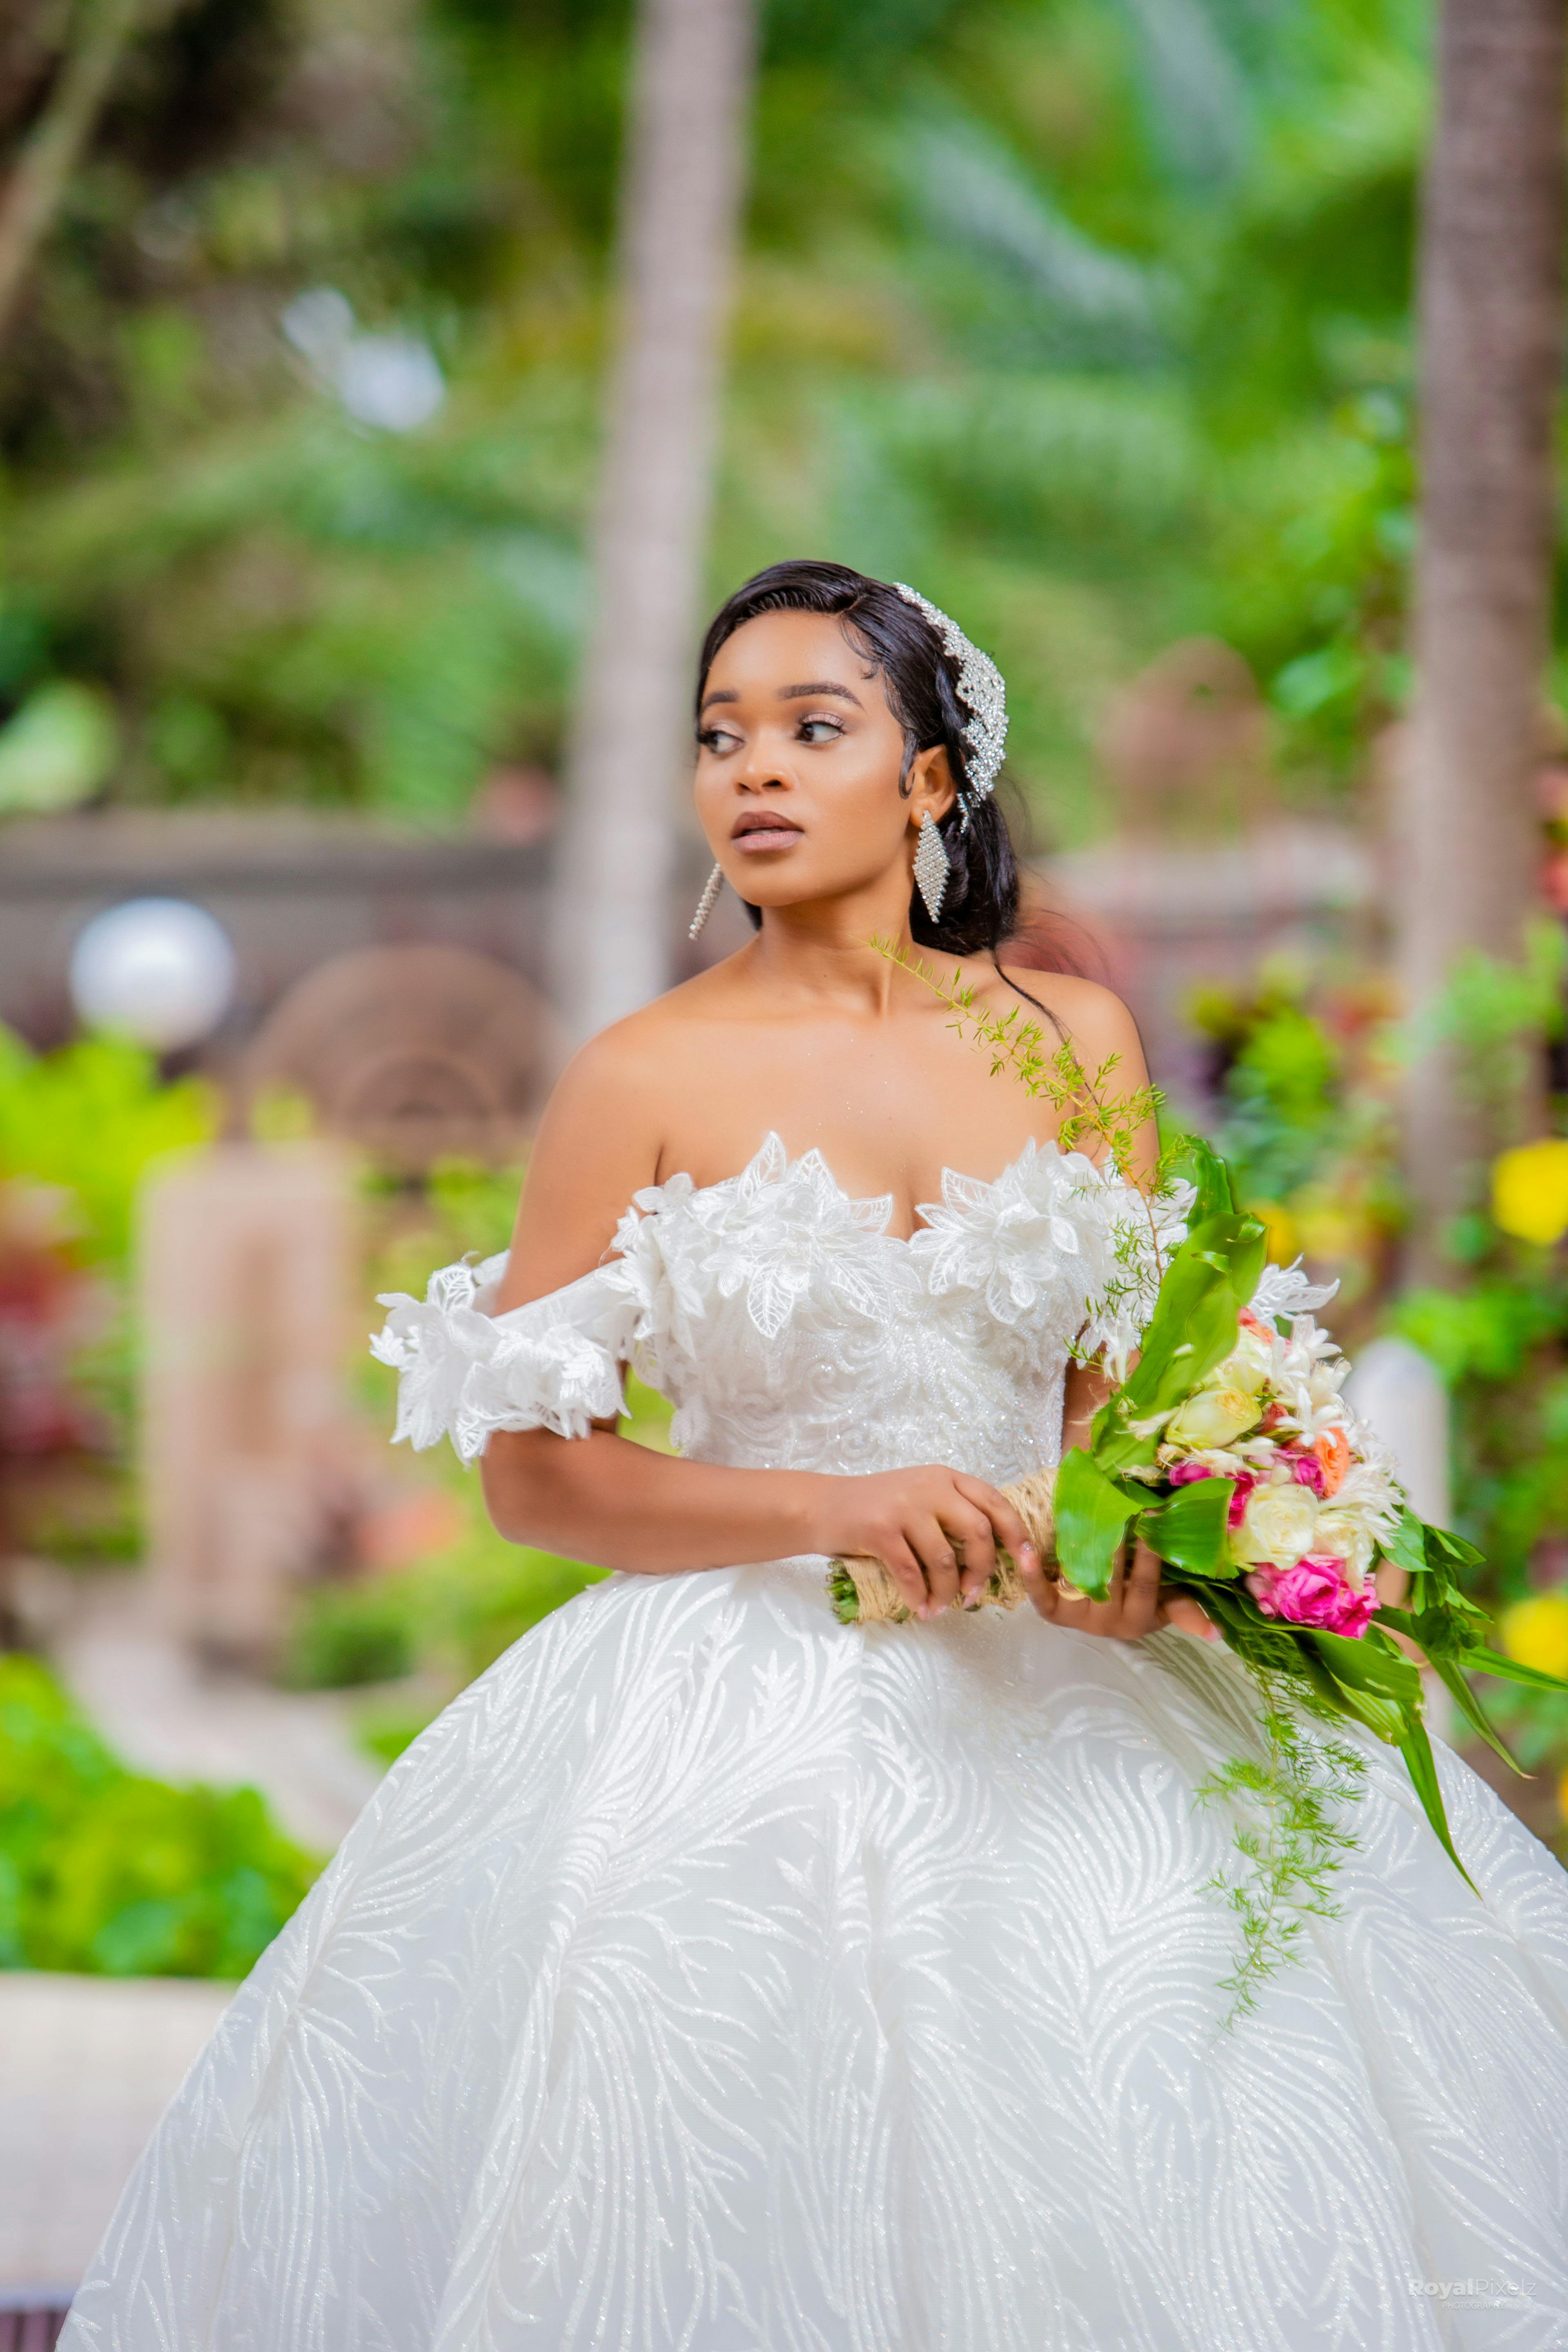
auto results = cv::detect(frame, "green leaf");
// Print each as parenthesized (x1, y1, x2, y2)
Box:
(1137, 1477, 1238, 1577)
(1093, 1212, 1269, 1479)
(1458, 1644, 1568, 1694)
(1301, 1625, 1420, 1744)
(1302, 1626, 1480, 1892)
(1424, 1652, 1527, 1776)
(1167, 1132, 1234, 1224)
(1371, 1605, 1525, 1770)
(1054, 1447, 1141, 1600)
(1390, 1710, 1480, 1895)
(1321, 1624, 1425, 1704)
(1423, 1521, 1486, 1572)
(1115, 1228, 1232, 1411)
(1378, 1507, 1429, 1583)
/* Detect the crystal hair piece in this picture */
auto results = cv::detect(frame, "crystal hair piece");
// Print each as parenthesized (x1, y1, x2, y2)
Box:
(893, 582, 1008, 809)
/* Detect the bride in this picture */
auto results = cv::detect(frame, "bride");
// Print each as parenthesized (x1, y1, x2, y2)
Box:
(66, 561, 1568, 2351)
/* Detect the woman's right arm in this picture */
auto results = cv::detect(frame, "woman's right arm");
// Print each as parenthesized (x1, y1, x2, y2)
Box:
(477, 1028, 1036, 1617)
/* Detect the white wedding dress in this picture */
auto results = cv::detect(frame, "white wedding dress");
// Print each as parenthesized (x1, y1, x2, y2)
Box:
(64, 1135, 1568, 2352)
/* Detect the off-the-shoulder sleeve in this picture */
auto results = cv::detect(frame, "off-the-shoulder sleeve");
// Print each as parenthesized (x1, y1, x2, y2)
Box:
(370, 1252, 642, 1462)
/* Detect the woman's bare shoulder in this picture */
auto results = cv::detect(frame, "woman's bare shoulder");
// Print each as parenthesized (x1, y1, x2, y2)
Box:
(496, 975, 742, 1307)
(962, 958, 1147, 1063)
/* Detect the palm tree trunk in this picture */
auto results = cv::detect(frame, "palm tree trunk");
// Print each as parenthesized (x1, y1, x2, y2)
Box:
(0, 0, 141, 349)
(552, 0, 756, 1039)
(1397, 0, 1567, 1274)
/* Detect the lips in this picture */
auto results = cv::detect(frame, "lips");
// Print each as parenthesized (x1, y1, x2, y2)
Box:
(730, 811, 803, 851)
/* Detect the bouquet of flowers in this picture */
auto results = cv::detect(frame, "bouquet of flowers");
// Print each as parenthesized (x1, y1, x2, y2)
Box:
(833, 1136, 1566, 1889)
(829, 953, 1568, 2003)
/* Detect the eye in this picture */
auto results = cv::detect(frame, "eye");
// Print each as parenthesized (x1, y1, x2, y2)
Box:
(698, 724, 742, 755)
(797, 714, 845, 744)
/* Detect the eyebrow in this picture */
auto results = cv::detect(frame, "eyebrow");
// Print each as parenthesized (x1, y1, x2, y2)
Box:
(778, 679, 864, 707)
(699, 679, 864, 716)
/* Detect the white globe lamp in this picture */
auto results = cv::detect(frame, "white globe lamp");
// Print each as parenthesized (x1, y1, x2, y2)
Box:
(69, 898, 236, 1052)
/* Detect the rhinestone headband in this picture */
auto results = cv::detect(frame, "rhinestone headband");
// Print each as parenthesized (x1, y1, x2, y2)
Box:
(894, 582, 1008, 811)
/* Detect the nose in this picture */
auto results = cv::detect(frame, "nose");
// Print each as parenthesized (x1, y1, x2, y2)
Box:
(735, 747, 791, 793)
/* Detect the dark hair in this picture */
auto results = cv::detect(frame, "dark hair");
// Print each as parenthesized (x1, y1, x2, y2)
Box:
(695, 558, 1022, 957)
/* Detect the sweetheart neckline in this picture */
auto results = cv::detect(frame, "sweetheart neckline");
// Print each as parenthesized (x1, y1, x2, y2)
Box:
(647, 1128, 1070, 1247)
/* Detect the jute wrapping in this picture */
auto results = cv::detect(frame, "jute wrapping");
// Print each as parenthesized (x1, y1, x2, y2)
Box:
(831, 1466, 1069, 1624)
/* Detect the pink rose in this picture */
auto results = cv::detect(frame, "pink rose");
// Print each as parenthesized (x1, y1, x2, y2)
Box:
(1226, 1471, 1257, 1528)
(1288, 1450, 1327, 1496)
(1167, 1461, 1214, 1485)
(1245, 1557, 1380, 1637)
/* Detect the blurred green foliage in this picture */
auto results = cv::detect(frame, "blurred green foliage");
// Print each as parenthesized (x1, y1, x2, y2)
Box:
(1393, 1259, 1568, 1601)
(1386, 938, 1568, 1598)
(287, 1522, 609, 1701)
(0, 0, 1434, 841)
(0, 1654, 318, 1976)
(0, 1024, 216, 1268)
(1191, 964, 1401, 1316)
(364, 1154, 526, 1302)
(293, 1148, 668, 1741)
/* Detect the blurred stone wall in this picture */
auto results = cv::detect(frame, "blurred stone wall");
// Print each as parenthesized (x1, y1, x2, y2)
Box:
(0, 810, 552, 1057)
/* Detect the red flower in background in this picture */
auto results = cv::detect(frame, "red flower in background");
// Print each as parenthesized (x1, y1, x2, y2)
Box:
(0, 1183, 111, 1459)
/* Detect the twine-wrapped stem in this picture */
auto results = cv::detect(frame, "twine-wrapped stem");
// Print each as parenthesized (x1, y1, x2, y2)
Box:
(828, 1466, 1065, 1625)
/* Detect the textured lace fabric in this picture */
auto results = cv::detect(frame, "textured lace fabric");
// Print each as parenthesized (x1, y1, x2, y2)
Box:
(65, 1136, 1568, 2352)
(370, 1129, 1187, 1483)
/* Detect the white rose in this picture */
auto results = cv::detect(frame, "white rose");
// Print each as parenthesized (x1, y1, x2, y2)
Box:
(1311, 1510, 1375, 1587)
(1231, 1482, 1319, 1568)
(1166, 1386, 1261, 1449)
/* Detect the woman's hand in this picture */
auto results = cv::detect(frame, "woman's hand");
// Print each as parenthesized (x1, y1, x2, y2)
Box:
(1020, 1535, 1218, 1644)
(803, 1466, 1037, 1621)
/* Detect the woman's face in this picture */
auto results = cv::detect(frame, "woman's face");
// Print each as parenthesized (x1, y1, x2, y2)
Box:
(693, 610, 953, 916)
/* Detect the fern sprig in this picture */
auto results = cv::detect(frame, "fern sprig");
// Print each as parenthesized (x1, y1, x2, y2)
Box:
(1196, 1664, 1367, 2025)
(873, 934, 1178, 1300)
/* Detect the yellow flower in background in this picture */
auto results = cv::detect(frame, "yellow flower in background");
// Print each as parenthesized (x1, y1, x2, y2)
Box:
(1492, 1139, 1568, 1246)
(1295, 1205, 1357, 1263)
(1500, 1592, 1568, 1681)
(1247, 1199, 1298, 1264)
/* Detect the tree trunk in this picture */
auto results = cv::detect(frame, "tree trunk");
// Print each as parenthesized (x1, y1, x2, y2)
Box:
(552, 0, 756, 1040)
(1398, 0, 1567, 1274)
(0, 0, 141, 349)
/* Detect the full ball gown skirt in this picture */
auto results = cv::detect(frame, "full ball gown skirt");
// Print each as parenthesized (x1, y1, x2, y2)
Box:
(62, 1136, 1568, 2352)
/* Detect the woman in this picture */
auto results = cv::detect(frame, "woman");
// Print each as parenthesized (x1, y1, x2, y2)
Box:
(66, 562, 1568, 2351)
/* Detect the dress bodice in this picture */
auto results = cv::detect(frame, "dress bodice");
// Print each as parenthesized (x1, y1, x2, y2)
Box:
(373, 1132, 1188, 1491)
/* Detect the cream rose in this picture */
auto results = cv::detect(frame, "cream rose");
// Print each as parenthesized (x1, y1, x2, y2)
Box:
(1209, 1325, 1274, 1398)
(1165, 1386, 1261, 1449)
(1231, 1481, 1319, 1568)
(1311, 1510, 1375, 1588)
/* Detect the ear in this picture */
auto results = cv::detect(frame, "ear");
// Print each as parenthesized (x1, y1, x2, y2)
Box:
(906, 743, 957, 826)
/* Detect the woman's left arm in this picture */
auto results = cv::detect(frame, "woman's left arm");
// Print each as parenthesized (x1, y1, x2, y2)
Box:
(1015, 976, 1216, 1642)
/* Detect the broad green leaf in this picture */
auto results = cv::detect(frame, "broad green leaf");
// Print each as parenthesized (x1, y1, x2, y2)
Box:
(1304, 1625, 1422, 1744)
(1136, 1477, 1238, 1577)
(1377, 1507, 1429, 1583)
(1167, 1133, 1234, 1224)
(1054, 1448, 1141, 1600)
(1424, 1522, 1486, 1572)
(1116, 1211, 1268, 1420)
